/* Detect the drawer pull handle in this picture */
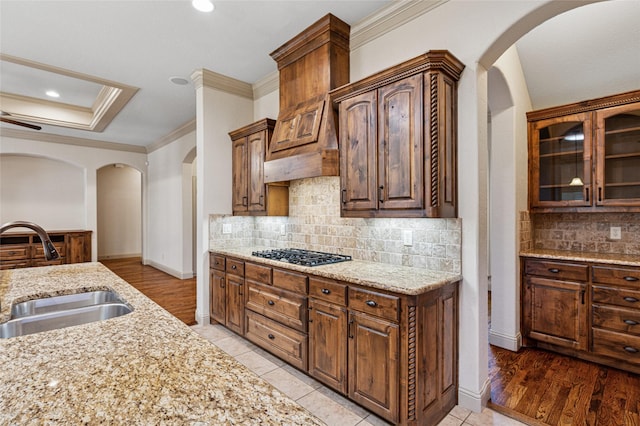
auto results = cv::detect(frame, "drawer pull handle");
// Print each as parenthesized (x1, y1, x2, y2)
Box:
(268, 334, 275, 340)
(624, 319, 639, 326)
(548, 268, 560, 273)
(623, 346, 638, 354)
(624, 297, 639, 303)
(321, 289, 331, 295)
(365, 300, 378, 307)
(624, 276, 639, 282)
(267, 300, 275, 306)
(348, 318, 354, 339)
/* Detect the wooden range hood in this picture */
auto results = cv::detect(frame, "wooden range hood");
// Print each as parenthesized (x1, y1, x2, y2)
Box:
(263, 14, 350, 183)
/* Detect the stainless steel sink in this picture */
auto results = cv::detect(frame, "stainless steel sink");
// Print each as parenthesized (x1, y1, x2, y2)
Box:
(0, 302, 133, 339)
(11, 290, 124, 318)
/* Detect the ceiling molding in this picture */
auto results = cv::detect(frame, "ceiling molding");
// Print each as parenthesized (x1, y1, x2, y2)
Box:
(253, 71, 279, 100)
(0, 54, 139, 132)
(350, 0, 450, 50)
(191, 68, 254, 99)
(0, 128, 146, 154)
(147, 119, 196, 153)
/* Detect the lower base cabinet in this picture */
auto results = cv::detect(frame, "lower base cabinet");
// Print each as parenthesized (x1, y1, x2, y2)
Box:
(0, 230, 92, 269)
(210, 253, 459, 425)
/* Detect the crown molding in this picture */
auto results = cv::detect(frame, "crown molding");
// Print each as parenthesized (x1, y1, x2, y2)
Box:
(190, 68, 253, 99)
(147, 118, 196, 153)
(350, 0, 450, 50)
(0, 128, 146, 154)
(252, 71, 279, 100)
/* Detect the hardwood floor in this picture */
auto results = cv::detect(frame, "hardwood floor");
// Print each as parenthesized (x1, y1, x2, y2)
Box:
(489, 344, 640, 426)
(101, 257, 197, 325)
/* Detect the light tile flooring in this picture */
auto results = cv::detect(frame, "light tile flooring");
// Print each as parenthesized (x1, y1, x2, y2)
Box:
(190, 323, 527, 426)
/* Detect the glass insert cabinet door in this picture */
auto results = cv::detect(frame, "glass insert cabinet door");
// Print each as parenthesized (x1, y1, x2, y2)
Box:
(529, 112, 592, 207)
(595, 102, 640, 206)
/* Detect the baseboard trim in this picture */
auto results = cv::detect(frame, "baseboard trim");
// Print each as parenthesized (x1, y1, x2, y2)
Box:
(196, 310, 210, 325)
(489, 329, 522, 351)
(145, 259, 194, 280)
(98, 253, 141, 260)
(458, 377, 491, 413)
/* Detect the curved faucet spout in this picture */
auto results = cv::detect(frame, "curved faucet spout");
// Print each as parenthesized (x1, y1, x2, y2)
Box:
(0, 221, 60, 261)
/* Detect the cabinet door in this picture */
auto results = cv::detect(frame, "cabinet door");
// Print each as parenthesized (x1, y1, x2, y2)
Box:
(529, 113, 592, 208)
(308, 299, 347, 394)
(231, 137, 249, 213)
(226, 274, 245, 335)
(67, 232, 90, 263)
(348, 311, 399, 423)
(377, 74, 424, 211)
(339, 90, 378, 212)
(522, 275, 588, 350)
(210, 269, 226, 325)
(595, 102, 640, 206)
(247, 130, 266, 212)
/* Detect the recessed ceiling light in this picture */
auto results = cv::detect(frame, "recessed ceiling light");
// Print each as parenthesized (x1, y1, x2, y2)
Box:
(192, 0, 214, 13)
(169, 76, 190, 85)
(46, 90, 60, 98)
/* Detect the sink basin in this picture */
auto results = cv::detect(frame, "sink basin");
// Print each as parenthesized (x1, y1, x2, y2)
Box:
(0, 302, 133, 339)
(11, 290, 124, 318)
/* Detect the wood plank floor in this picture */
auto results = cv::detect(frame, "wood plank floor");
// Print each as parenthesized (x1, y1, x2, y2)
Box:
(101, 257, 196, 325)
(489, 344, 640, 426)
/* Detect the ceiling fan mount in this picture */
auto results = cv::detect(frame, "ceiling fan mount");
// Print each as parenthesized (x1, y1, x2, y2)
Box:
(0, 111, 42, 130)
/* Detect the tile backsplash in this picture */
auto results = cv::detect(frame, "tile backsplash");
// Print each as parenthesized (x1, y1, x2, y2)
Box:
(528, 212, 640, 255)
(210, 177, 461, 274)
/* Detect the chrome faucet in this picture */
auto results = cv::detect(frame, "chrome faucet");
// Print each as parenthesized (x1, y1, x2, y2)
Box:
(0, 221, 60, 260)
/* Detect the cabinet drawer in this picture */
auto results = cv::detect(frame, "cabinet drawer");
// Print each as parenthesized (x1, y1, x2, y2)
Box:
(0, 260, 30, 270)
(246, 282, 307, 331)
(593, 304, 640, 336)
(210, 254, 226, 271)
(0, 245, 30, 261)
(592, 265, 640, 287)
(349, 287, 399, 322)
(309, 277, 347, 306)
(246, 262, 272, 284)
(592, 328, 640, 365)
(592, 285, 640, 309)
(273, 268, 308, 293)
(524, 260, 588, 281)
(33, 243, 65, 259)
(245, 310, 308, 370)
(226, 258, 244, 276)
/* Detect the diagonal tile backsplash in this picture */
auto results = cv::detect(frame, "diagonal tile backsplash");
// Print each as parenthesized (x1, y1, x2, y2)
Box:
(210, 177, 461, 274)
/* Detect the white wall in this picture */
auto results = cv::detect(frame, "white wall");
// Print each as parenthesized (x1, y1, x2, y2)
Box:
(146, 131, 196, 278)
(0, 135, 147, 261)
(96, 164, 142, 259)
(1, 154, 84, 229)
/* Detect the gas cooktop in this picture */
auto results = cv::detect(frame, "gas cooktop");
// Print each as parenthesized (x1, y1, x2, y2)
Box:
(251, 248, 352, 267)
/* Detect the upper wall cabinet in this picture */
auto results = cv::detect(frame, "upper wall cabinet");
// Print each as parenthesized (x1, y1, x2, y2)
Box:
(331, 51, 465, 218)
(229, 119, 288, 216)
(528, 90, 640, 212)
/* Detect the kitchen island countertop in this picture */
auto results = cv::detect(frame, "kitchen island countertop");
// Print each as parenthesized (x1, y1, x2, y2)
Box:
(0, 263, 324, 425)
(210, 247, 462, 296)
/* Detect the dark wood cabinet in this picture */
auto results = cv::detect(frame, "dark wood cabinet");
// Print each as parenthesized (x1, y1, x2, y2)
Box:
(332, 51, 464, 218)
(229, 119, 288, 216)
(521, 256, 640, 373)
(209, 252, 459, 425)
(226, 273, 245, 335)
(209, 268, 226, 325)
(208, 255, 245, 336)
(527, 90, 640, 211)
(0, 230, 91, 270)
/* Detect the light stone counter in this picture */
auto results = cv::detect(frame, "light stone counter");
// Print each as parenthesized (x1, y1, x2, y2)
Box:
(211, 247, 461, 296)
(520, 249, 640, 267)
(0, 263, 324, 425)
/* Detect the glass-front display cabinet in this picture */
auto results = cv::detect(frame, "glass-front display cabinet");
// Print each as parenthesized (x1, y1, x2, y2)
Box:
(528, 91, 640, 211)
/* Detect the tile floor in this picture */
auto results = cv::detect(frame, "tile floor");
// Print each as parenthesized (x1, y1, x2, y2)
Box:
(190, 323, 527, 426)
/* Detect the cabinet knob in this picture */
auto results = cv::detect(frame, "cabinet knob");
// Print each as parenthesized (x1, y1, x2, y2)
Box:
(623, 346, 638, 354)
(231, 265, 237, 270)
(321, 288, 331, 295)
(365, 300, 378, 307)
(268, 334, 275, 340)
(548, 268, 560, 273)
(624, 319, 639, 326)
(624, 297, 639, 303)
(624, 276, 639, 282)
(268, 300, 275, 306)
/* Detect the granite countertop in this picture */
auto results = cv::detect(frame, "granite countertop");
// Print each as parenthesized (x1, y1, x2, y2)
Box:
(520, 249, 640, 267)
(0, 263, 324, 425)
(210, 247, 462, 296)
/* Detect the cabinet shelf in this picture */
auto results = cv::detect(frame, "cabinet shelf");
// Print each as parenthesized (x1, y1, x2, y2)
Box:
(605, 152, 640, 160)
(539, 150, 582, 159)
(539, 183, 585, 189)
(605, 181, 640, 188)
(604, 124, 640, 136)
